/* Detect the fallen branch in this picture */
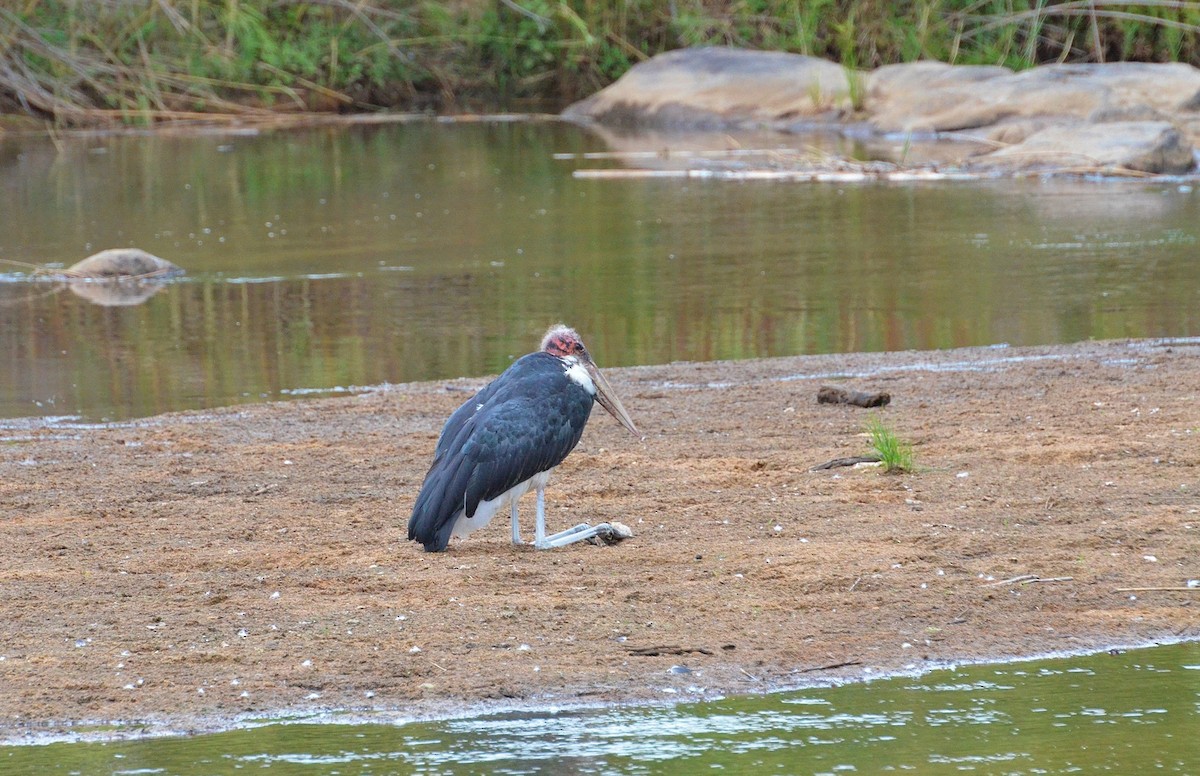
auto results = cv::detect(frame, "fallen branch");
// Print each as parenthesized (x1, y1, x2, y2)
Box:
(811, 455, 882, 471)
(984, 574, 1073, 586)
(1114, 587, 1200, 593)
(795, 660, 863, 673)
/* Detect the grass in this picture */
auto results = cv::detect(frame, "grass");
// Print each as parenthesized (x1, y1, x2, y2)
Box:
(4, 1, 1200, 126)
(866, 415, 915, 474)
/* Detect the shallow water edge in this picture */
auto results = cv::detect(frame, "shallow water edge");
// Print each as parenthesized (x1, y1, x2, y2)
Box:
(6, 634, 1194, 748)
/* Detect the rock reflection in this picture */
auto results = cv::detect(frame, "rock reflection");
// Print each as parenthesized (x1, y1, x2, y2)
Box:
(65, 277, 172, 307)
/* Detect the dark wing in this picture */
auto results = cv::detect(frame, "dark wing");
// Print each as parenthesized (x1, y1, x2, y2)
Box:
(434, 377, 503, 459)
(407, 354, 594, 552)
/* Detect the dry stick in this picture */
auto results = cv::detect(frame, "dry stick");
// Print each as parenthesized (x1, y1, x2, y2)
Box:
(1114, 587, 1200, 593)
(796, 660, 863, 673)
(811, 455, 882, 471)
(983, 574, 1074, 586)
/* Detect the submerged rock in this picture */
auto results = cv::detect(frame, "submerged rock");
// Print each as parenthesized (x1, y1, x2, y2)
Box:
(66, 248, 183, 279)
(62, 248, 183, 307)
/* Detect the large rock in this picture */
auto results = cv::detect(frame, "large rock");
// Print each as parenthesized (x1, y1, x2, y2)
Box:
(563, 46, 862, 128)
(564, 48, 1200, 176)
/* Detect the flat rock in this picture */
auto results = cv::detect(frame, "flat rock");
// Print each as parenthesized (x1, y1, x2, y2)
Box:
(965, 121, 1195, 175)
(868, 61, 1200, 139)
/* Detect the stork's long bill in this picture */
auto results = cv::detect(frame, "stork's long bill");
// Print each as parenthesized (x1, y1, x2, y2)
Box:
(587, 359, 639, 436)
(541, 325, 639, 437)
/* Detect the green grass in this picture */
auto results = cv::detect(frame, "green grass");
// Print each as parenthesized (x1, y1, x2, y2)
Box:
(5, 1, 1200, 126)
(866, 415, 915, 474)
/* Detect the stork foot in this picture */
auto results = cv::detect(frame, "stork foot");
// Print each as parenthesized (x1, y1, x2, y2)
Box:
(586, 521, 634, 546)
(535, 521, 633, 549)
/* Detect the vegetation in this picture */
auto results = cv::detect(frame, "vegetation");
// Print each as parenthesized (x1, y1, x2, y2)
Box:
(866, 415, 915, 474)
(3, 1, 1200, 125)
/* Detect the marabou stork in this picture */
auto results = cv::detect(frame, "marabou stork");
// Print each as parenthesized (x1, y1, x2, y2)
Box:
(408, 324, 640, 552)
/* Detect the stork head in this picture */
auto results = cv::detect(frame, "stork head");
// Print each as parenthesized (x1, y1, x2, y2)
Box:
(542, 324, 639, 436)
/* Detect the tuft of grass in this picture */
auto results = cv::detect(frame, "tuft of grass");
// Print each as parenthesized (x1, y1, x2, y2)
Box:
(866, 415, 914, 474)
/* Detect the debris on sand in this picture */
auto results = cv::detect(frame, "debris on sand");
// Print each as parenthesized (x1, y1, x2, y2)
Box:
(817, 385, 891, 408)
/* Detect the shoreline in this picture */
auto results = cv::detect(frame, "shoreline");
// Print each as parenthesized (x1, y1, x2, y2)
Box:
(6, 635, 1193, 746)
(2, 338, 1198, 742)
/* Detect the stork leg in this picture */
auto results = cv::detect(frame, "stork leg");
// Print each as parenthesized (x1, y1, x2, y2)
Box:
(510, 501, 521, 546)
(532, 484, 625, 549)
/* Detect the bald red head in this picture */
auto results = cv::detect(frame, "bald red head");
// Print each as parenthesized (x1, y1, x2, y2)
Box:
(540, 324, 588, 360)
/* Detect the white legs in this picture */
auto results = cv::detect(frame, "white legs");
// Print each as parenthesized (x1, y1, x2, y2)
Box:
(530, 483, 627, 549)
(536, 521, 621, 548)
(508, 482, 633, 549)
(533, 486, 547, 547)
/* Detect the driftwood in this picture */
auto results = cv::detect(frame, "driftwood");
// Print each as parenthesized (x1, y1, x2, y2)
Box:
(817, 385, 891, 408)
(810, 455, 883, 471)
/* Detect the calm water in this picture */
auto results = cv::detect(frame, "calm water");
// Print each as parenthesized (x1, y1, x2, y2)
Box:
(6, 642, 1198, 774)
(1, 120, 1198, 421)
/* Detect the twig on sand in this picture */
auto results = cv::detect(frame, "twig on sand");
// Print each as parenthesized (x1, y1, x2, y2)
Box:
(811, 455, 883, 471)
(795, 660, 863, 674)
(984, 574, 1073, 586)
(1114, 587, 1200, 593)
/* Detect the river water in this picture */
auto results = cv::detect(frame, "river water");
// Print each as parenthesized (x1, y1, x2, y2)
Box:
(1, 120, 1197, 422)
(1, 120, 1197, 770)
(5, 641, 1198, 774)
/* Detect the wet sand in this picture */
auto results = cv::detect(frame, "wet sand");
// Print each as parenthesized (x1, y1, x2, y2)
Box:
(1, 338, 1197, 740)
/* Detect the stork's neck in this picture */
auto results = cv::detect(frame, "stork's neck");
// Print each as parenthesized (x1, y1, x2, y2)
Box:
(560, 355, 596, 396)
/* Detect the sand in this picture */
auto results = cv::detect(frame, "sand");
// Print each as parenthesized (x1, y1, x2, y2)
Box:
(1, 338, 1197, 740)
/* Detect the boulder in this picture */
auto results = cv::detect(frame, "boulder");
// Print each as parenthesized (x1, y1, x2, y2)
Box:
(563, 46, 862, 129)
(564, 48, 1200, 176)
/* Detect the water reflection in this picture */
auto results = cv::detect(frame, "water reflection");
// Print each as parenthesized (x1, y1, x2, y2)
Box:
(1, 121, 1198, 420)
(64, 278, 173, 306)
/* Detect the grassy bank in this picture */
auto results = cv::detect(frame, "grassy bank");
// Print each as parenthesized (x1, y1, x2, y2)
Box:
(3, 1, 1200, 126)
